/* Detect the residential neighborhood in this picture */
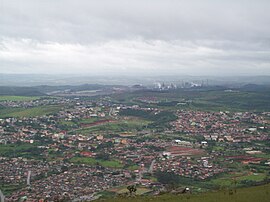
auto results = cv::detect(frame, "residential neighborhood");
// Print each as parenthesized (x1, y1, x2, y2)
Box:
(0, 94, 269, 201)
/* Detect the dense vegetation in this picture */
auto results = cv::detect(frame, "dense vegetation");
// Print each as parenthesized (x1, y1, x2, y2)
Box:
(119, 109, 177, 128)
(0, 86, 45, 96)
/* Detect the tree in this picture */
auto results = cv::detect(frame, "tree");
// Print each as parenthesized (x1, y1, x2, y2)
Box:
(95, 153, 110, 160)
(127, 185, 137, 195)
(155, 171, 180, 185)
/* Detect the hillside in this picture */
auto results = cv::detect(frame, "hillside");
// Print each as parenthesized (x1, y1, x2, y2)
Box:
(96, 184, 270, 202)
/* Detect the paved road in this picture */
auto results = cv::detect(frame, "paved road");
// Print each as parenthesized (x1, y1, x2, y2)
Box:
(0, 189, 5, 202)
(149, 159, 156, 173)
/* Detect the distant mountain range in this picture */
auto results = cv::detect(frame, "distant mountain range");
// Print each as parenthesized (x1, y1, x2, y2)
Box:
(1, 74, 270, 86)
(0, 84, 119, 96)
(0, 83, 269, 97)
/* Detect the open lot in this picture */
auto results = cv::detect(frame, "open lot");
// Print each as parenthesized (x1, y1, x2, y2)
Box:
(0, 105, 62, 118)
(70, 118, 150, 135)
(69, 157, 123, 168)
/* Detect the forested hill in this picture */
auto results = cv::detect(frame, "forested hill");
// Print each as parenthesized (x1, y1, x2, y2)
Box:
(0, 86, 45, 96)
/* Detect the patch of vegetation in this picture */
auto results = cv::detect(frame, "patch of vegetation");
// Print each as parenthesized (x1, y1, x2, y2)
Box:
(98, 183, 270, 202)
(116, 187, 152, 195)
(114, 88, 270, 112)
(0, 95, 40, 102)
(0, 184, 25, 196)
(208, 172, 267, 188)
(78, 117, 101, 124)
(155, 171, 199, 187)
(0, 105, 62, 118)
(71, 119, 150, 134)
(0, 143, 44, 159)
(69, 157, 123, 168)
(119, 109, 177, 129)
(157, 101, 179, 107)
(0, 86, 44, 96)
(127, 165, 140, 171)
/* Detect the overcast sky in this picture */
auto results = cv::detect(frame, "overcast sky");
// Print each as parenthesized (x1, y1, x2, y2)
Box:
(0, 0, 270, 76)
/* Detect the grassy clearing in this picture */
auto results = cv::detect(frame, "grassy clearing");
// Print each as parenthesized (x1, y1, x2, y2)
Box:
(116, 187, 152, 195)
(0, 105, 62, 118)
(72, 119, 150, 134)
(0, 143, 35, 154)
(0, 95, 40, 102)
(0, 184, 25, 196)
(209, 173, 267, 187)
(237, 173, 267, 182)
(127, 165, 140, 171)
(78, 117, 101, 124)
(0, 143, 43, 159)
(98, 183, 270, 202)
(59, 120, 77, 126)
(69, 157, 123, 168)
(252, 153, 270, 158)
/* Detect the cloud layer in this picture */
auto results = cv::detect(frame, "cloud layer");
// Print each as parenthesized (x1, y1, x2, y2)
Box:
(0, 0, 270, 76)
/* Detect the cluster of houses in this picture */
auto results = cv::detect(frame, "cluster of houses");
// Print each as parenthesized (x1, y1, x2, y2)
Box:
(172, 110, 269, 143)
(0, 97, 269, 200)
(0, 98, 66, 108)
(154, 155, 225, 180)
(5, 166, 131, 201)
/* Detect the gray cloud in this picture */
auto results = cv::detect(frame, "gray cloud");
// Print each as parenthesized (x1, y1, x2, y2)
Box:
(0, 0, 270, 76)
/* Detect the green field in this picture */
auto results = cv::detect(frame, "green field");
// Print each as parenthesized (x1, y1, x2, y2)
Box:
(252, 153, 270, 159)
(0, 184, 25, 196)
(58, 118, 107, 129)
(0, 95, 40, 102)
(116, 187, 152, 195)
(0, 105, 62, 118)
(69, 157, 123, 168)
(59, 120, 77, 127)
(78, 117, 101, 124)
(97, 183, 270, 202)
(0, 143, 43, 158)
(71, 119, 150, 134)
(127, 165, 140, 171)
(205, 172, 268, 189)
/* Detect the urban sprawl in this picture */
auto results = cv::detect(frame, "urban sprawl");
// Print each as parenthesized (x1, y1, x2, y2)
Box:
(0, 94, 269, 201)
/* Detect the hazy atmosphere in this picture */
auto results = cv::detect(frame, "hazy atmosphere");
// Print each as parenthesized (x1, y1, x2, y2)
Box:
(0, 0, 270, 76)
(1, 2, 270, 201)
